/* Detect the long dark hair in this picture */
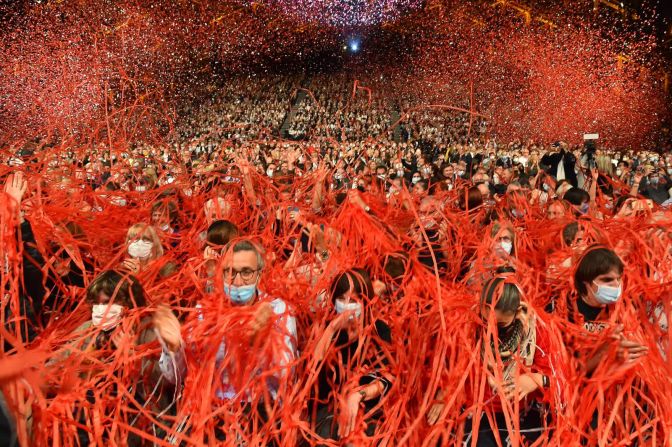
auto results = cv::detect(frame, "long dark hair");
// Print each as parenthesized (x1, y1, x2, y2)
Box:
(330, 268, 374, 306)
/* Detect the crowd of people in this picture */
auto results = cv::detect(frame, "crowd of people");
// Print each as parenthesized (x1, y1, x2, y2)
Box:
(286, 74, 394, 141)
(1, 92, 672, 447)
(176, 75, 298, 146)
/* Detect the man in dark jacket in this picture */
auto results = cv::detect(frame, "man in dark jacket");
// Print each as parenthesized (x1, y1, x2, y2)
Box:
(540, 143, 578, 187)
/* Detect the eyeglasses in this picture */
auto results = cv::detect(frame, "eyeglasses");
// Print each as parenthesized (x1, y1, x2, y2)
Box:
(222, 267, 259, 282)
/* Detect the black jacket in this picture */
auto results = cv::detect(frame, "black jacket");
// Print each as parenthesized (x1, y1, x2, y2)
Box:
(540, 149, 578, 187)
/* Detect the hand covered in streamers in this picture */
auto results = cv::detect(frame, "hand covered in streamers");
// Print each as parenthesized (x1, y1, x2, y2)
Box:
(611, 326, 648, 364)
(121, 258, 141, 274)
(153, 305, 182, 352)
(340, 391, 362, 438)
(248, 302, 274, 340)
(504, 373, 542, 402)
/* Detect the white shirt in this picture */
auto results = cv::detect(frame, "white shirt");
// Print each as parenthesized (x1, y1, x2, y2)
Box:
(159, 293, 297, 402)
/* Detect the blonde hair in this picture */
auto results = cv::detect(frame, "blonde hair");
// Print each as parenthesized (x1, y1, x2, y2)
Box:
(596, 155, 614, 176)
(125, 224, 164, 260)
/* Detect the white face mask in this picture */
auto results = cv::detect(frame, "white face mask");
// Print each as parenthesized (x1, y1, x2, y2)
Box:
(500, 240, 513, 255)
(127, 240, 153, 259)
(334, 299, 362, 319)
(183, 188, 193, 197)
(267, 169, 274, 178)
(91, 303, 124, 331)
(110, 196, 127, 206)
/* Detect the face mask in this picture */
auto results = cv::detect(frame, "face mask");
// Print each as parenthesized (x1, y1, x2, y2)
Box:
(128, 240, 153, 259)
(334, 299, 362, 319)
(457, 170, 465, 177)
(497, 320, 517, 341)
(91, 303, 124, 331)
(616, 169, 622, 177)
(377, 174, 386, 180)
(542, 183, 550, 192)
(334, 173, 343, 180)
(650, 176, 659, 186)
(580, 203, 590, 215)
(110, 197, 126, 206)
(499, 240, 513, 255)
(223, 283, 257, 305)
(667, 168, 672, 176)
(266, 169, 274, 178)
(183, 188, 193, 197)
(593, 282, 622, 305)
(412, 177, 421, 184)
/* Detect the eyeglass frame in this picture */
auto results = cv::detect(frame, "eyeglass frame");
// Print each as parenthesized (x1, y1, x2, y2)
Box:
(222, 267, 261, 282)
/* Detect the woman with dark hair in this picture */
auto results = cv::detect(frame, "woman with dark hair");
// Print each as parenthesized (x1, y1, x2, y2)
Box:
(563, 187, 591, 216)
(458, 186, 484, 212)
(3, 173, 96, 341)
(429, 276, 563, 446)
(46, 270, 180, 446)
(204, 219, 240, 258)
(308, 268, 393, 445)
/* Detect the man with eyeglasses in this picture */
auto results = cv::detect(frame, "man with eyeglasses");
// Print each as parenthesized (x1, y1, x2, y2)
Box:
(154, 239, 297, 443)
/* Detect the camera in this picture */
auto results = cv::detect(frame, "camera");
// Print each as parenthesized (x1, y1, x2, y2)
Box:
(583, 133, 598, 169)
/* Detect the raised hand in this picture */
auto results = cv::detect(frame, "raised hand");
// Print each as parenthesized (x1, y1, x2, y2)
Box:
(153, 305, 182, 352)
(248, 302, 274, 340)
(4, 171, 28, 208)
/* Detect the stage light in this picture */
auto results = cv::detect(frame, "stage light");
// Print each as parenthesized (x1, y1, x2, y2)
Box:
(348, 40, 360, 52)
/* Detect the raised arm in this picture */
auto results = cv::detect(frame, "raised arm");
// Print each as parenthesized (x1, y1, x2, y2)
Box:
(153, 306, 186, 385)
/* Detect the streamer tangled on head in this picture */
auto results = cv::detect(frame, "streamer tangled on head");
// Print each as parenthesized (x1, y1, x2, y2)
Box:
(0, 0, 671, 446)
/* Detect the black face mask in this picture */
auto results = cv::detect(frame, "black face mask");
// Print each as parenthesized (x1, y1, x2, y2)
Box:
(497, 320, 516, 341)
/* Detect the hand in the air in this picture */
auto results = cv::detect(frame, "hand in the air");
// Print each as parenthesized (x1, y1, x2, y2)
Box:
(153, 305, 182, 352)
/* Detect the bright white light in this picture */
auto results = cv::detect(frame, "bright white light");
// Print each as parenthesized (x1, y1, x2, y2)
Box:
(349, 40, 360, 52)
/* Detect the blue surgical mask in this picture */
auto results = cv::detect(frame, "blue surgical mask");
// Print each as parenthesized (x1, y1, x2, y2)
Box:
(224, 283, 257, 305)
(593, 282, 622, 305)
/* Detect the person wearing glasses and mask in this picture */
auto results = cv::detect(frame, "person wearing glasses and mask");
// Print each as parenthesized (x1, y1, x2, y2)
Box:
(156, 239, 297, 443)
